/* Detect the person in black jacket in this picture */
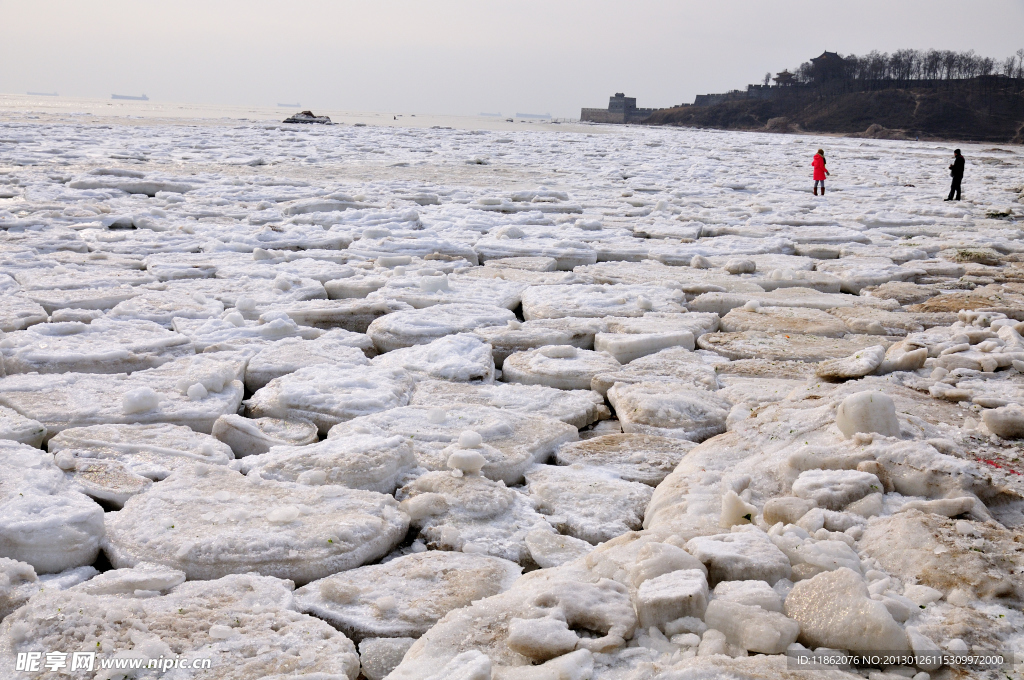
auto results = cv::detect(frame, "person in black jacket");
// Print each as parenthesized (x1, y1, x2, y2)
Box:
(945, 149, 965, 201)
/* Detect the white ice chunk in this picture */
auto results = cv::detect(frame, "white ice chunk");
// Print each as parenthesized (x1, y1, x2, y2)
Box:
(244, 331, 370, 391)
(555, 433, 696, 486)
(367, 303, 515, 352)
(635, 569, 709, 629)
(296, 551, 521, 639)
(330, 405, 576, 485)
(594, 330, 695, 364)
(685, 530, 792, 586)
(0, 440, 105, 573)
(103, 464, 408, 585)
(0, 570, 360, 678)
(503, 346, 620, 390)
(236, 433, 415, 493)
(607, 381, 731, 441)
(0, 355, 245, 438)
(525, 464, 653, 544)
(784, 567, 909, 652)
(525, 528, 594, 568)
(48, 422, 234, 506)
(247, 363, 414, 435)
(712, 579, 783, 612)
(521, 284, 686, 320)
(835, 391, 901, 438)
(0, 405, 46, 447)
(372, 334, 495, 383)
(397, 470, 556, 564)
(791, 469, 884, 510)
(212, 414, 319, 457)
(0, 319, 193, 375)
(703, 599, 800, 654)
(411, 379, 608, 429)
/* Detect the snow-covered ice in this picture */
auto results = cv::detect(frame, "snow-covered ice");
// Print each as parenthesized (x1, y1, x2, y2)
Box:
(47, 422, 234, 506)
(247, 363, 414, 434)
(328, 404, 576, 484)
(294, 551, 521, 640)
(0, 567, 362, 678)
(103, 464, 408, 585)
(1, 107, 1023, 678)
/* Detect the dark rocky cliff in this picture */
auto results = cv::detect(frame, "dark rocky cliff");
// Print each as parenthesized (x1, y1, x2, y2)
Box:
(645, 83, 1024, 143)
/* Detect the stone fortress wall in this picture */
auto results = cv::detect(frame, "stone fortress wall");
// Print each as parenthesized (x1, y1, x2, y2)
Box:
(581, 93, 658, 124)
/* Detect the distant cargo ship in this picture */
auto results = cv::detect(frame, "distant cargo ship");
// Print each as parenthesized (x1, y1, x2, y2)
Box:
(111, 94, 149, 101)
(27, 92, 59, 97)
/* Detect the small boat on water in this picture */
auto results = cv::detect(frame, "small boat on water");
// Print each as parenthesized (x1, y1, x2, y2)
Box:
(28, 92, 59, 97)
(111, 94, 149, 101)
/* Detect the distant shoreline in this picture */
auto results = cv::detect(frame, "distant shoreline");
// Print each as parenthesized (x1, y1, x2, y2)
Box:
(643, 84, 1024, 145)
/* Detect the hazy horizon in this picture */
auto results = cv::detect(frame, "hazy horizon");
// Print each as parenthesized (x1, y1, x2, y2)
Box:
(3, 0, 1023, 118)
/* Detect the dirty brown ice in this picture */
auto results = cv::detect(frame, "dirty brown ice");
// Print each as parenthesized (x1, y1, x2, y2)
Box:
(0, 110, 1022, 680)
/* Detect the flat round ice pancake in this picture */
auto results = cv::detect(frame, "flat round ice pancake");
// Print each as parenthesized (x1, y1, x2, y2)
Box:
(294, 551, 521, 640)
(103, 464, 409, 585)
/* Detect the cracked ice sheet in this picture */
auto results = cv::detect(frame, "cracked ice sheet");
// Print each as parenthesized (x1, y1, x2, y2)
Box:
(0, 354, 246, 438)
(4, 109, 1024, 677)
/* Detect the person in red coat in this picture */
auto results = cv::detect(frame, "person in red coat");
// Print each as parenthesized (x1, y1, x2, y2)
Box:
(812, 149, 830, 195)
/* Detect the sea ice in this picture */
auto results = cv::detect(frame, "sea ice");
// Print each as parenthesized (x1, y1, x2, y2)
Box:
(268, 298, 409, 334)
(396, 470, 555, 564)
(5, 108, 1024, 673)
(685, 530, 792, 586)
(236, 433, 416, 493)
(0, 558, 96, 620)
(247, 363, 414, 435)
(554, 433, 696, 486)
(0, 568, 361, 678)
(0, 405, 45, 447)
(368, 273, 526, 310)
(294, 551, 521, 640)
(590, 346, 721, 395)
(410, 379, 608, 428)
(48, 422, 234, 506)
(367, 303, 515, 352)
(791, 469, 884, 510)
(502, 345, 620, 391)
(106, 289, 225, 326)
(0, 295, 48, 332)
(328, 405, 576, 484)
(244, 331, 371, 391)
(720, 306, 850, 337)
(607, 381, 731, 441)
(634, 569, 709, 629)
(521, 284, 686, 320)
(103, 464, 408, 585)
(359, 638, 417, 680)
(170, 314, 321, 352)
(784, 567, 909, 652)
(835, 390, 901, 438)
(0, 319, 193, 375)
(472, 317, 605, 368)
(0, 440, 105, 573)
(524, 464, 654, 544)
(0, 355, 245, 438)
(211, 414, 319, 457)
(371, 333, 496, 383)
(698, 331, 891, 362)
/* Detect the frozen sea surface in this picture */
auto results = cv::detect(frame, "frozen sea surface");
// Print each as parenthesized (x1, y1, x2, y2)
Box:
(1, 104, 1023, 679)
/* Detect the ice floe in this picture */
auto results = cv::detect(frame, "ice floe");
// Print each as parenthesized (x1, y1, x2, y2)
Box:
(2, 109, 1023, 679)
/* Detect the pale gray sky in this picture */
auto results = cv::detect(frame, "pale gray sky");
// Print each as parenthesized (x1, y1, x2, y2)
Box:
(3, 0, 1023, 117)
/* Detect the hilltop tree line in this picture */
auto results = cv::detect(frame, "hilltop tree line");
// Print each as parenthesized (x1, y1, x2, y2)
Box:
(774, 48, 1024, 87)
